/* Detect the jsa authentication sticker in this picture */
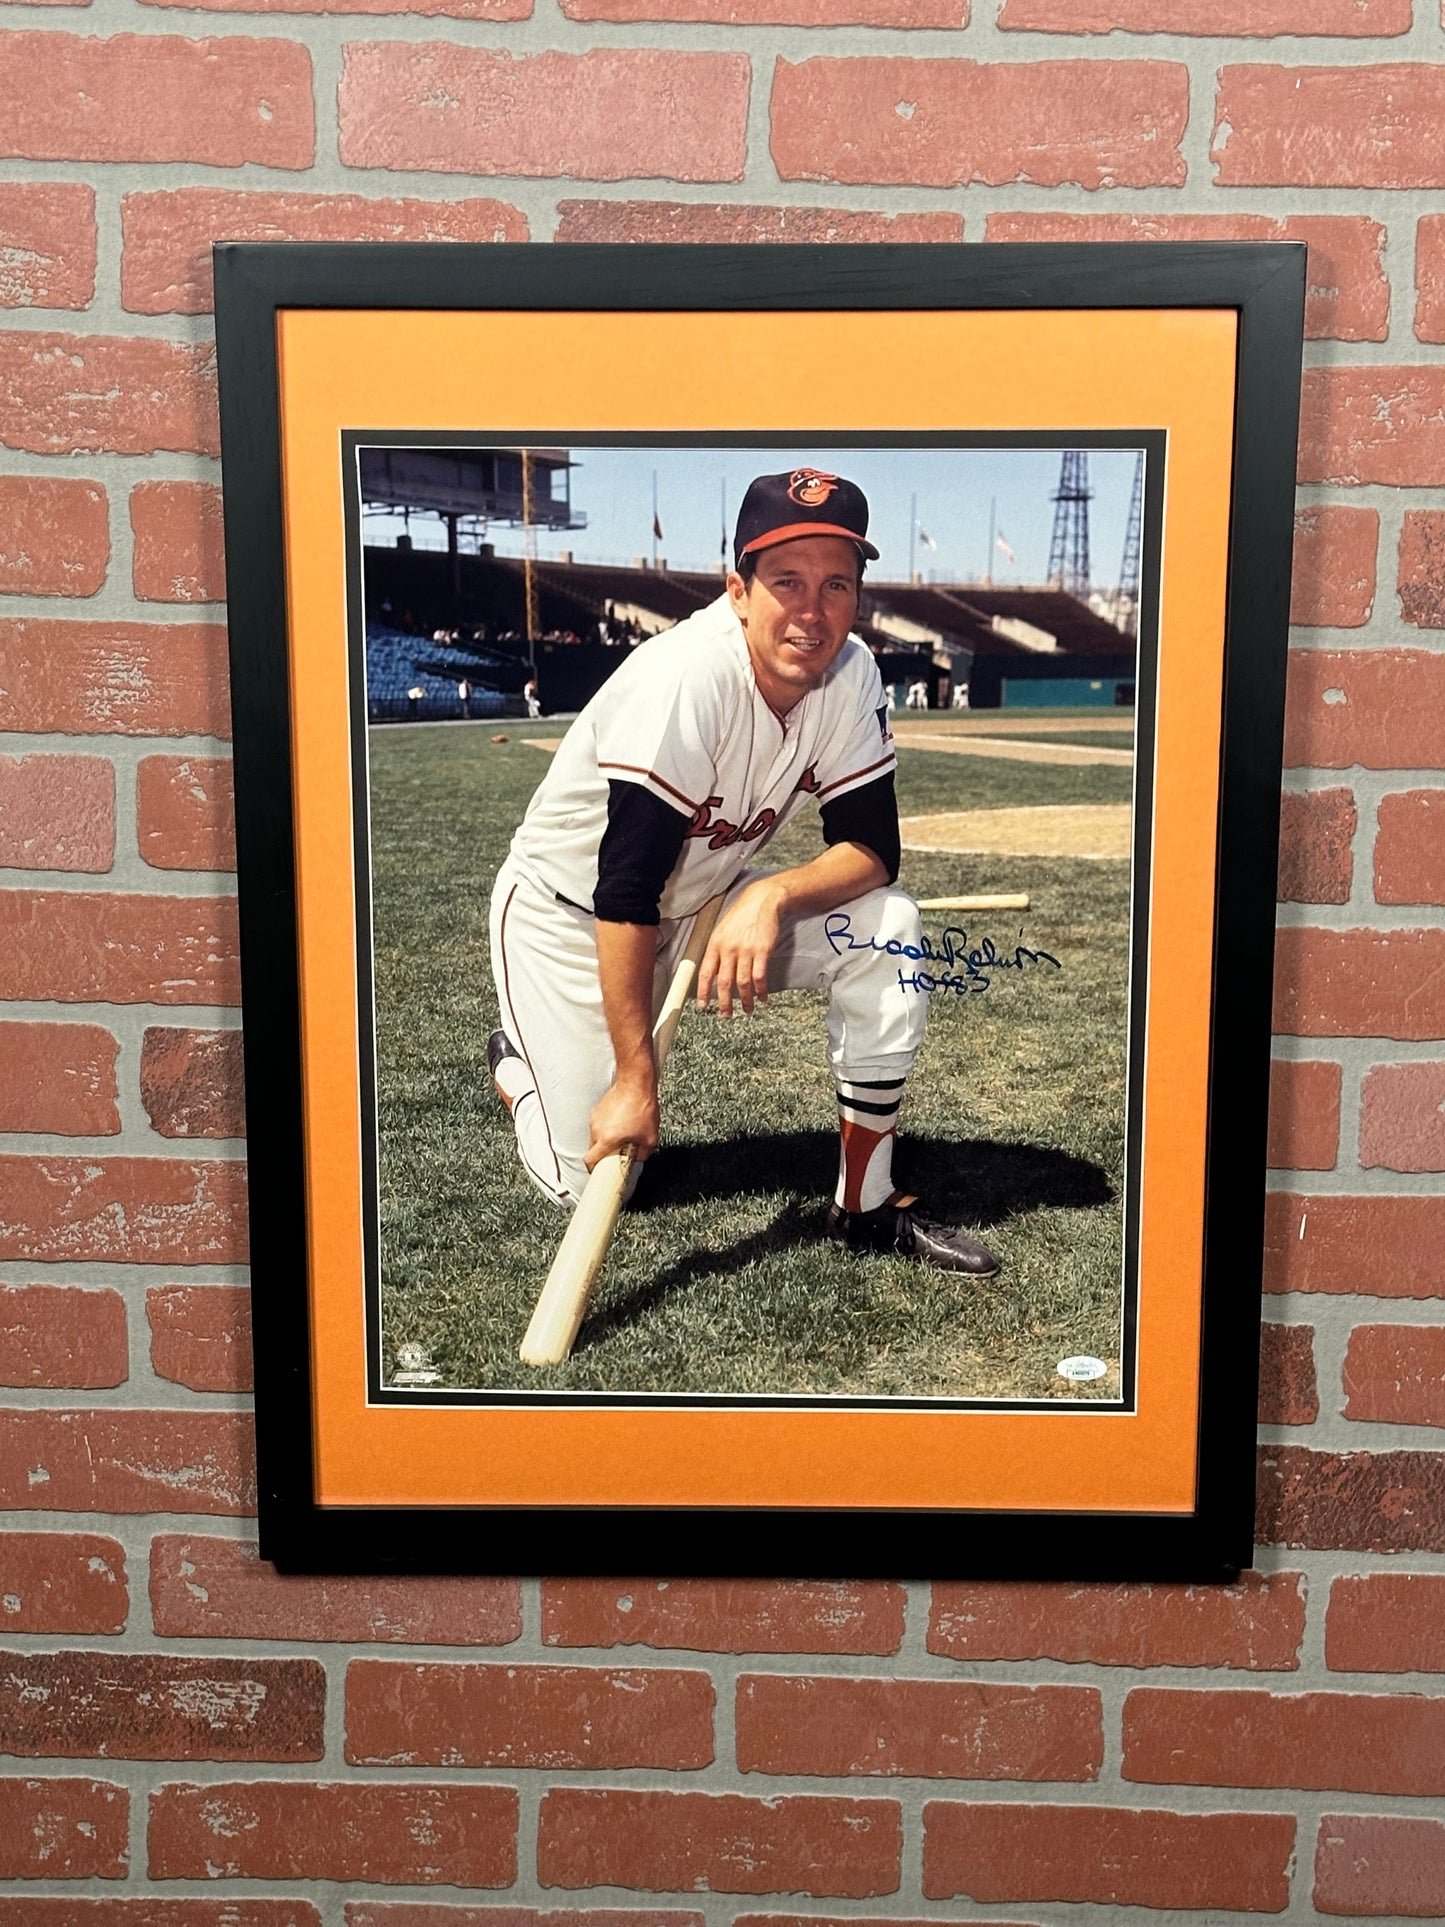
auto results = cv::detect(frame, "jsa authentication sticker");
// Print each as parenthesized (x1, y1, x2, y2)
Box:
(1056, 1355, 1108, 1383)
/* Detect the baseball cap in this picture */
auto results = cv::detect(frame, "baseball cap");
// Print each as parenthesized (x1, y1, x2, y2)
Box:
(734, 468, 880, 567)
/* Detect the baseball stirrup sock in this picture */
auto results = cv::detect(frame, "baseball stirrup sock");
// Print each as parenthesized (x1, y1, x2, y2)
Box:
(491, 1054, 536, 1116)
(835, 1075, 904, 1213)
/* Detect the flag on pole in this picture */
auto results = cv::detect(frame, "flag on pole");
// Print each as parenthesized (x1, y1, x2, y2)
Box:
(995, 531, 1016, 563)
(917, 526, 938, 551)
(653, 512, 664, 541)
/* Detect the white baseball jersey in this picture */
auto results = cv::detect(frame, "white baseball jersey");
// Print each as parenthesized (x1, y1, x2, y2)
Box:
(508, 594, 895, 920)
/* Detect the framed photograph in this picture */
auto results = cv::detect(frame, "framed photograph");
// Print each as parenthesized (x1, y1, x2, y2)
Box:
(214, 241, 1304, 1578)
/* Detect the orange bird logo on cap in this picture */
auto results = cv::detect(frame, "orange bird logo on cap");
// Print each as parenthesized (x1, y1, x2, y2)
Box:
(788, 468, 840, 507)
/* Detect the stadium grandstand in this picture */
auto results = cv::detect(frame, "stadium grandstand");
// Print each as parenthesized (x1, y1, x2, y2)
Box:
(357, 445, 1137, 721)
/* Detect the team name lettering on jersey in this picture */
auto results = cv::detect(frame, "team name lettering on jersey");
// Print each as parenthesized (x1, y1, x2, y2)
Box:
(686, 796, 778, 850)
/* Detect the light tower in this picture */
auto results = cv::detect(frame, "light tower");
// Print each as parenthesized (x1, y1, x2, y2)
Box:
(1115, 450, 1144, 633)
(1047, 451, 1093, 597)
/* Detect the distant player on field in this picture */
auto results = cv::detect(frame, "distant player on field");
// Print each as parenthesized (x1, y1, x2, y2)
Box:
(487, 467, 1000, 1277)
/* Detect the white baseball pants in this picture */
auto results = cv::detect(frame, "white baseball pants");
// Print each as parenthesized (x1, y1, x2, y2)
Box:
(488, 855, 927, 1209)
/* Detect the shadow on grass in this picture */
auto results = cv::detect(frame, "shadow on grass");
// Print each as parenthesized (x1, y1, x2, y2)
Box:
(579, 1201, 817, 1351)
(636, 1128, 1112, 1228)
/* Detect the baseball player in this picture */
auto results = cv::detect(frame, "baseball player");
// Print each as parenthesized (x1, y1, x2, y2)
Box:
(487, 468, 1000, 1277)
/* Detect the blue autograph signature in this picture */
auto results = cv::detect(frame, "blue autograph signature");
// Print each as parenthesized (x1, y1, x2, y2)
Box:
(823, 912, 1062, 997)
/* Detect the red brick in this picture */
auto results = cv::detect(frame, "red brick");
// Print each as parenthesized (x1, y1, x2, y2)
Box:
(922, 1801, 1293, 1911)
(149, 1780, 517, 1884)
(1274, 927, 1445, 1040)
(1214, 65, 1445, 188)
(736, 1919, 1029, 1927)
(1300, 367, 1445, 488)
(0, 1156, 246, 1264)
(0, 1531, 126, 1633)
(1398, 508, 1445, 627)
(0, 1650, 323, 1761)
(1265, 1191, 1445, 1297)
(145, 0, 527, 14)
(556, 201, 963, 247)
(929, 1571, 1305, 1670)
(1257, 1444, 1445, 1552)
(151, 1535, 521, 1644)
(0, 618, 230, 736)
(1344, 1323, 1445, 1427)
(1417, 215, 1445, 342)
(0, 892, 239, 1004)
(1266, 1058, 1341, 1169)
(1285, 648, 1445, 770)
(1127, 1684, 1445, 1794)
(347, 1661, 713, 1769)
(1008, 0, 1402, 24)
(0, 1906, 321, 1926)
(1362, 1061, 1445, 1171)
(771, 57, 1188, 189)
(0, 32, 312, 166)
(0, 475, 107, 593)
(0, 333, 218, 457)
(0, 755, 114, 872)
(347, 1915, 700, 1927)
(541, 1579, 905, 1654)
(0, 1284, 126, 1388)
(130, 480, 223, 603)
(736, 1675, 1100, 1780)
(147, 1285, 252, 1392)
(137, 755, 236, 870)
(538, 1789, 900, 1898)
(0, 1022, 119, 1135)
(1259, 1323, 1319, 1425)
(1316, 1813, 1445, 1917)
(1293, 503, 1379, 621)
(141, 1028, 245, 1137)
(122, 189, 528, 316)
(1376, 790, 1445, 905)
(1326, 1572, 1445, 1673)
(987, 214, 1386, 343)
(0, 1776, 127, 1878)
(1277, 789, 1354, 905)
(0, 1409, 255, 1515)
(339, 48, 748, 182)
(564, 0, 962, 19)
(0, 183, 95, 308)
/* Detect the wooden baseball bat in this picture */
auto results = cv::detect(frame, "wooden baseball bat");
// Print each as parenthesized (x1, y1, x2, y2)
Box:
(518, 892, 725, 1367)
(914, 893, 1030, 912)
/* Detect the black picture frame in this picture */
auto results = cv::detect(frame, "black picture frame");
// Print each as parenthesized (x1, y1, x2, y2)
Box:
(214, 241, 1305, 1580)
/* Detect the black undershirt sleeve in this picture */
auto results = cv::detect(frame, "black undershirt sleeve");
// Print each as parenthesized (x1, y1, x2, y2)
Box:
(819, 770, 901, 884)
(593, 778, 692, 925)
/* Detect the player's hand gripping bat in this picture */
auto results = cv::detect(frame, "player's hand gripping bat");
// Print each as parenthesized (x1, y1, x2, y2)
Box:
(518, 892, 725, 1367)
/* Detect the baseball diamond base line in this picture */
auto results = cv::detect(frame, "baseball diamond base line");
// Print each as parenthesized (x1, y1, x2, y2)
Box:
(900, 804, 1133, 861)
(898, 713, 1135, 736)
(889, 728, 1133, 767)
(524, 734, 1133, 767)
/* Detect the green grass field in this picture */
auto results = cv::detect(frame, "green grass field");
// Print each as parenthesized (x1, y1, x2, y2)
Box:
(368, 709, 1135, 1402)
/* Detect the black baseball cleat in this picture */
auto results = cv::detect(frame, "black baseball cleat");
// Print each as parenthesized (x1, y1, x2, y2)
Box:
(487, 1028, 519, 1079)
(825, 1193, 1001, 1277)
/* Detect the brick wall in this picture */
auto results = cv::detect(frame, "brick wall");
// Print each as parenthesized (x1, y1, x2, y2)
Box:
(2, 0, 1444, 1917)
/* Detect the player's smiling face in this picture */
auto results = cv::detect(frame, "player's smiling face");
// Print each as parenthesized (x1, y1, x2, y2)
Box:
(727, 535, 861, 715)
